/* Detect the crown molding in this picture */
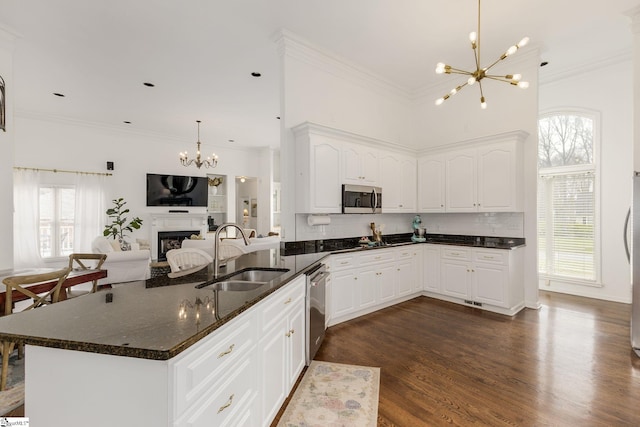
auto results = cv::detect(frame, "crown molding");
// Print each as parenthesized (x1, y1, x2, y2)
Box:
(291, 121, 415, 155)
(539, 49, 631, 85)
(274, 29, 413, 103)
(14, 110, 261, 153)
(416, 129, 530, 157)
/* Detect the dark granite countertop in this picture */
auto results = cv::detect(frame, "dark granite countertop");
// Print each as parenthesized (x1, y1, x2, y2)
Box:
(281, 233, 525, 255)
(0, 233, 523, 361)
(0, 248, 328, 361)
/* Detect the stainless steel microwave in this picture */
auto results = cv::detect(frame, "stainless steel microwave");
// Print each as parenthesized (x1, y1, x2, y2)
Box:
(342, 184, 382, 214)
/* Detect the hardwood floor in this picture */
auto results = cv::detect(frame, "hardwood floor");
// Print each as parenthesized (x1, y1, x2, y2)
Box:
(276, 291, 640, 426)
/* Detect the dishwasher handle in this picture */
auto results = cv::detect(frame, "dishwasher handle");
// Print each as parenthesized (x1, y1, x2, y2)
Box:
(310, 271, 329, 287)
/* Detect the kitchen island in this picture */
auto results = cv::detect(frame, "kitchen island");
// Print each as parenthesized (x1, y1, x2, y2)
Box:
(0, 248, 326, 426)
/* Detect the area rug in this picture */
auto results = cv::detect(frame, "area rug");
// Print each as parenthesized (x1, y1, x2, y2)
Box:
(277, 361, 380, 427)
(0, 354, 25, 416)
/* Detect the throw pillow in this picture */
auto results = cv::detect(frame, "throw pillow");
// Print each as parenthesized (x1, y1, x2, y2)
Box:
(95, 238, 114, 253)
(136, 238, 151, 251)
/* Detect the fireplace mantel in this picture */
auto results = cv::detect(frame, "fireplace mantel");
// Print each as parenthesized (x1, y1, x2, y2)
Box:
(150, 213, 208, 261)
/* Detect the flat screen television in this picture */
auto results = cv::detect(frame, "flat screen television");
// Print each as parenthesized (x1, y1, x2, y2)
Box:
(146, 173, 208, 207)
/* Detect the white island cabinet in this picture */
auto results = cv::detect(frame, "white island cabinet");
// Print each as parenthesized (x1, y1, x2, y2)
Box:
(22, 275, 307, 427)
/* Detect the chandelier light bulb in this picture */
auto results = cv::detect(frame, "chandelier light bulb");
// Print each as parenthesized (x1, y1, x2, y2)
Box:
(518, 81, 529, 89)
(435, 97, 445, 106)
(450, 88, 458, 95)
(469, 31, 477, 43)
(435, 63, 446, 74)
(506, 45, 518, 56)
(480, 97, 487, 109)
(468, 77, 476, 85)
(517, 37, 530, 48)
(512, 74, 522, 81)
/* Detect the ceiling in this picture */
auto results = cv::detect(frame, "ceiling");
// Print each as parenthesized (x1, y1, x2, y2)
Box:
(1, 0, 637, 150)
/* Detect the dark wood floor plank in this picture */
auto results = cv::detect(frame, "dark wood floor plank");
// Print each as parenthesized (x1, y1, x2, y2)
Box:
(303, 292, 640, 426)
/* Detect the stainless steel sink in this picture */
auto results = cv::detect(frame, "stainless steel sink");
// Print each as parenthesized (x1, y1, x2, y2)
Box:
(227, 268, 290, 282)
(206, 281, 266, 292)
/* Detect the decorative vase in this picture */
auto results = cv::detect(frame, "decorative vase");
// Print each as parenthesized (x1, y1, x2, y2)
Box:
(211, 186, 218, 195)
(119, 238, 131, 251)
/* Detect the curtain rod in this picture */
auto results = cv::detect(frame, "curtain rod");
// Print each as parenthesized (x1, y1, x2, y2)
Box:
(13, 166, 113, 177)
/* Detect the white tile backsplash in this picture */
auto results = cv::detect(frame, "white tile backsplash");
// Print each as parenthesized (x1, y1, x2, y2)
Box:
(294, 212, 524, 240)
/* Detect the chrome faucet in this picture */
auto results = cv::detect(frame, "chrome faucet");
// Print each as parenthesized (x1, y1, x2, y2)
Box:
(213, 223, 250, 278)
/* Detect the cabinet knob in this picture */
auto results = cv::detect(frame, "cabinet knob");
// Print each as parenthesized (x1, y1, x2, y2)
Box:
(217, 394, 234, 413)
(286, 329, 295, 337)
(284, 297, 292, 305)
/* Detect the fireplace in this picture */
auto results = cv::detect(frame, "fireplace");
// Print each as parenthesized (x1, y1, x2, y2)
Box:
(157, 230, 199, 261)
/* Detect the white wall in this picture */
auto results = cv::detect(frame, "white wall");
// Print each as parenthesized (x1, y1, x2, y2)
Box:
(13, 115, 268, 251)
(0, 27, 17, 272)
(539, 59, 633, 303)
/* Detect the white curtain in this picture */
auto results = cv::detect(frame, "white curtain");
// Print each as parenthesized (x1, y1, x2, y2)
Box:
(13, 169, 44, 268)
(74, 173, 106, 252)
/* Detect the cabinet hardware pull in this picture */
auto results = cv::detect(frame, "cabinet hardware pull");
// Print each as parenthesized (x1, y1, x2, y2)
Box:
(217, 344, 235, 359)
(375, 256, 381, 260)
(218, 394, 234, 413)
(340, 261, 349, 265)
(284, 297, 292, 305)
(482, 256, 495, 259)
(286, 329, 295, 337)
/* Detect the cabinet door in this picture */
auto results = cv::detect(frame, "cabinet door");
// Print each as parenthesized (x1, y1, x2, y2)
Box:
(358, 267, 378, 309)
(395, 257, 415, 298)
(287, 301, 306, 390)
(473, 262, 508, 307)
(423, 245, 440, 293)
(376, 263, 396, 303)
(400, 156, 417, 211)
(310, 140, 342, 212)
(418, 155, 446, 212)
(259, 317, 288, 425)
(380, 153, 402, 211)
(342, 144, 362, 184)
(330, 269, 358, 319)
(477, 143, 519, 212)
(440, 259, 470, 299)
(360, 147, 380, 185)
(445, 150, 477, 212)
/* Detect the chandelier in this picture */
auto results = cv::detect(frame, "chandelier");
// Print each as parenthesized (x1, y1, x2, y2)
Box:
(435, 0, 529, 109)
(179, 120, 219, 169)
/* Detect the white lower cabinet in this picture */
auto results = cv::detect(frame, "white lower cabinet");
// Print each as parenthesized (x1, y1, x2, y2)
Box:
(171, 275, 306, 427)
(329, 246, 423, 326)
(435, 246, 524, 315)
(259, 275, 306, 426)
(422, 244, 440, 293)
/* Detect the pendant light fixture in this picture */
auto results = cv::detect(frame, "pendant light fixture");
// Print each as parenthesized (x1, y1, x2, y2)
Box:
(435, 0, 529, 109)
(179, 120, 219, 169)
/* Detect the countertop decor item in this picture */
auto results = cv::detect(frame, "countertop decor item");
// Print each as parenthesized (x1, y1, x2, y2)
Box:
(179, 120, 218, 169)
(103, 197, 143, 250)
(434, 0, 529, 109)
(277, 361, 380, 427)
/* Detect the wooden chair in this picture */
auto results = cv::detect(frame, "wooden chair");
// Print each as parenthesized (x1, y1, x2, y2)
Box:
(68, 253, 107, 295)
(166, 248, 213, 278)
(1, 267, 71, 390)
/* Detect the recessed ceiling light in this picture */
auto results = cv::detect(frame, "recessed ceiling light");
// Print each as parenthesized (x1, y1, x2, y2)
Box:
(123, 121, 131, 124)
(276, 116, 281, 120)
(53, 93, 65, 97)
(228, 139, 235, 143)
(143, 82, 155, 87)
(251, 72, 261, 77)
(540, 61, 549, 67)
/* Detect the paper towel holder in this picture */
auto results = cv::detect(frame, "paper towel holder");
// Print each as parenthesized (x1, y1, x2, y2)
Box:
(307, 214, 331, 226)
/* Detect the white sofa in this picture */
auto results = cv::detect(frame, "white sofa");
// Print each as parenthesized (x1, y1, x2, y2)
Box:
(181, 235, 281, 261)
(91, 236, 151, 285)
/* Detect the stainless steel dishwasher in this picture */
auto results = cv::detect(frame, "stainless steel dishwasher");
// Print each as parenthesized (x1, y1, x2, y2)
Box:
(306, 263, 328, 365)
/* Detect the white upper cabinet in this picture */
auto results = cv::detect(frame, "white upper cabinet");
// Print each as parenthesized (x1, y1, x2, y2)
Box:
(342, 143, 380, 186)
(426, 131, 527, 213)
(294, 129, 342, 214)
(418, 154, 446, 212)
(380, 152, 417, 212)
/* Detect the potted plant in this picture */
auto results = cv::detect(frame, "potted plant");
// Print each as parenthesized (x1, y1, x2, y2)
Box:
(103, 197, 143, 250)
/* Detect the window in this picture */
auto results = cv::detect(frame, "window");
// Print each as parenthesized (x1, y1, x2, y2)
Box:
(537, 113, 600, 284)
(39, 186, 76, 258)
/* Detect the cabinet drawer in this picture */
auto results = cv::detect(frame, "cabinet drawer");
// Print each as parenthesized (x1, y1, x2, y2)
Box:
(359, 249, 394, 266)
(172, 312, 256, 418)
(441, 247, 471, 261)
(330, 253, 358, 271)
(174, 354, 257, 427)
(395, 247, 416, 259)
(260, 277, 305, 332)
(473, 249, 507, 265)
